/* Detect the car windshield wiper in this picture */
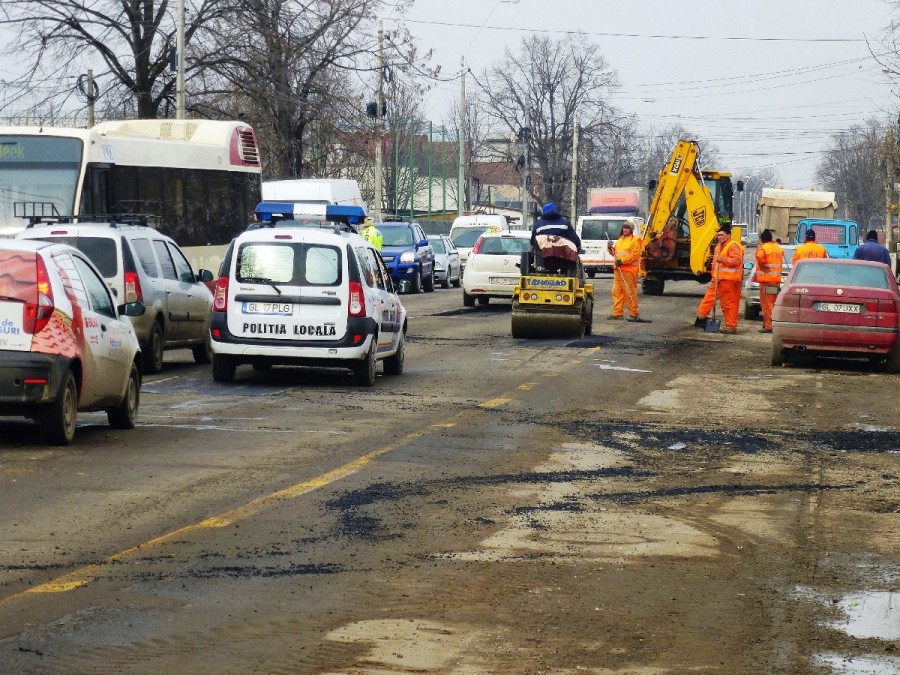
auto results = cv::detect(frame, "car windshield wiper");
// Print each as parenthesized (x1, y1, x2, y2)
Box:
(241, 276, 282, 294)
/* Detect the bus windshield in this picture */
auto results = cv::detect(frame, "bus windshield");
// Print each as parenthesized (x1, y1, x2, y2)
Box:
(0, 136, 82, 235)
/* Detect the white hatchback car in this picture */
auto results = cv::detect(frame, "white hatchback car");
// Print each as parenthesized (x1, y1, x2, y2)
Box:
(209, 224, 407, 386)
(461, 231, 531, 306)
(0, 240, 143, 445)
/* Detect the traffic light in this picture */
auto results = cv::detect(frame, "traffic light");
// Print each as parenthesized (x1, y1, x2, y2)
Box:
(366, 100, 387, 118)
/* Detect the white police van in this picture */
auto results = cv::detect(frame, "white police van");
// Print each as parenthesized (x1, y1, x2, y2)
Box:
(209, 207, 406, 386)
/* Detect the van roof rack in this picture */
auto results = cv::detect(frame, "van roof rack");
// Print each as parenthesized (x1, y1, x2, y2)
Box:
(25, 214, 153, 229)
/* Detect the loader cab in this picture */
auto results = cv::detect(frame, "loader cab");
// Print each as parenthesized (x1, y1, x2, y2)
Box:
(701, 170, 735, 226)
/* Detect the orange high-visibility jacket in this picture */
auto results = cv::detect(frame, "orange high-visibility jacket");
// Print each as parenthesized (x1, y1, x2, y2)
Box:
(613, 234, 642, 272)
(755, 241, 784, 284)
(713, 238, 743, 281)
(794, 241, 828, 260)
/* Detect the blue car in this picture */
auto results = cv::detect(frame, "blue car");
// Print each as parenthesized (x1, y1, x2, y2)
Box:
(377, 221, 436, 293)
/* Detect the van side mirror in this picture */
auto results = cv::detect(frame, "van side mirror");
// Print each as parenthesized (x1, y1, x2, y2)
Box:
(197, 268, 214, 283)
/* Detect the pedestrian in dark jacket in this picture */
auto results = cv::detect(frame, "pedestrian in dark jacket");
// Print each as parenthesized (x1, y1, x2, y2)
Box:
(853, 230, 891, 267)
(530, 203, 582, 275)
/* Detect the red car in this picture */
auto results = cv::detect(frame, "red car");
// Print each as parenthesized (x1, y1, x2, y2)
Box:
(771, 258, 900, 371)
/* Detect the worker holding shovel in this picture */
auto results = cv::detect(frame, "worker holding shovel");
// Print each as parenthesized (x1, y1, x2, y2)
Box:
(694, 223, 744, 334)
(607, 219, 649, 322)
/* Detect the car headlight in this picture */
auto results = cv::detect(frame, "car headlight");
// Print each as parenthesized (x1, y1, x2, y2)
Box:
(400, 250, 415, 263)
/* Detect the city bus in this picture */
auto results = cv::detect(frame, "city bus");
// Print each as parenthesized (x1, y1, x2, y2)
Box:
(0, 119, 262, 245)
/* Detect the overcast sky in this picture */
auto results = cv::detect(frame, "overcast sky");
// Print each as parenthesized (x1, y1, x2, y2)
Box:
(396, 0, 897, 190)
(1, 0, 894, 192)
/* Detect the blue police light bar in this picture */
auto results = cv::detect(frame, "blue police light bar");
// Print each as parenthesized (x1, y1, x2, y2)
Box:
(254, 202, 295, 222)
(325, 205, 366, 225)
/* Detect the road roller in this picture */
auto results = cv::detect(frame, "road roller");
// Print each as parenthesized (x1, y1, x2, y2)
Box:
(511, 254, 594, 339)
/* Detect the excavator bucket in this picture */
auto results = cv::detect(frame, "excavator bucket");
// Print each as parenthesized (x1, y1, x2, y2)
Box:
(511, 272, 593, 339)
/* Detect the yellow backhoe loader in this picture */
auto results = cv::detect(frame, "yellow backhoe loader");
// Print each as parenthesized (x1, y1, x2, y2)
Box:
(639, 140, 741, 295)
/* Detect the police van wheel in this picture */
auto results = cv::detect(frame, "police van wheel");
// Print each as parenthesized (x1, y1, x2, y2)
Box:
(353, 342, 377, 386)
(384, 333, 405, 376)
(212, 355, 236, 383)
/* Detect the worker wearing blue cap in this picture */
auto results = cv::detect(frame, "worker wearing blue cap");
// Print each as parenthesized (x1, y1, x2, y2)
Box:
(530, 203, 582, 276)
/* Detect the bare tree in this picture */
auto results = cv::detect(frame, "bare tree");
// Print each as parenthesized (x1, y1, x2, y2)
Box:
(477, 35, 620, 215)
(0, 0, 227, 119)
(816, 119, 886, 228)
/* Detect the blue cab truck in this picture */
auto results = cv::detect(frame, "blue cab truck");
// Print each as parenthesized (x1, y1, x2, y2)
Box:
(795, 218, 859, 258)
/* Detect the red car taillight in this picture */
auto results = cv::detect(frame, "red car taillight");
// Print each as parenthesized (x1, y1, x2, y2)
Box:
(348, 281, 366, 317)
(124, 270, 143, 303)
(24, 256, 55, 334)
(471, 236, 484, 255)
(213, 276, 229, 312)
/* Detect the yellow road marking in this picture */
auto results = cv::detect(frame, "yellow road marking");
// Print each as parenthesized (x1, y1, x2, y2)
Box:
(2, 347, 596, 604)
(479, 397, 511, 409)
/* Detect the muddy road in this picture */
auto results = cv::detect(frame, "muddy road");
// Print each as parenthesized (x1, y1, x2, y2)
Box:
(0, 276, 898, 674)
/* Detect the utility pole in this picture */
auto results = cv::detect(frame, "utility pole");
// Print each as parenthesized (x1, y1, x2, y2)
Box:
(519, 126, 531, 229)
(887, 126, 896, 258)
(570, 113, 579, 220)
(176, 0, 184, 119)
(458, 56, 466, 217)
(87, 70, 95, 128)
(374, 21, 384, 222)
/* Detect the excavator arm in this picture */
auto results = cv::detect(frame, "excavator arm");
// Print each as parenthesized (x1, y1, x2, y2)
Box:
(640, 140, 720, 276)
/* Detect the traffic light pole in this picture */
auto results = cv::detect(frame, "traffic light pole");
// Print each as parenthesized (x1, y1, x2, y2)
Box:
(374, 21, 384, 223)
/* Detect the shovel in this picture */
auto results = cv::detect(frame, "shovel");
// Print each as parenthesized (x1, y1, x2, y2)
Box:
(704, 278, 722, 333)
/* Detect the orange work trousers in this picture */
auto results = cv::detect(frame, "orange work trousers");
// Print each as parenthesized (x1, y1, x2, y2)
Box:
(697, 279, 741, 331)
(759, 282, 779, 330)
(612, 268, 639, 318)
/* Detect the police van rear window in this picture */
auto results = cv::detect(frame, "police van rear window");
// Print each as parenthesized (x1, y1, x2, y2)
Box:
(237, 242, 341, 286)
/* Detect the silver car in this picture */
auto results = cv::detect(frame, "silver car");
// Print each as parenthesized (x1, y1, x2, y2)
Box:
(18, 219, 215, 373)
(743, 245, 796, 320)
(431, 234, 461, 288)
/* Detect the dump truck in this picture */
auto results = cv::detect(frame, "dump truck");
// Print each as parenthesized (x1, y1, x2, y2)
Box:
(756, 188, 836, 243)
(639, 140, 739, 295)
(511, 254, 594, 339)
(577, 187, 648, 277)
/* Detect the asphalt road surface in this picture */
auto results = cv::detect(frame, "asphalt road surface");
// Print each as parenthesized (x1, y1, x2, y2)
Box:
(1, 275, 898, 674)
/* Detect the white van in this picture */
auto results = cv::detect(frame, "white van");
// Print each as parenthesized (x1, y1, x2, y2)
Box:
(448, 214, 510, 272)
(209, 224, 406, 386)
(258, 179, 366, 221)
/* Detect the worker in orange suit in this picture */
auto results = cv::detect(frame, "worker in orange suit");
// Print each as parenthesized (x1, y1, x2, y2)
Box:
(607, 219, 648, 322)
(793, 229, 828, 260)
(754, 229, 784, 333)
(694, 223, 744, 334)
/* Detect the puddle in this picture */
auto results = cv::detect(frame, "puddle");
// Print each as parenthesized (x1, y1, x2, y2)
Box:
(826, 591, 900, 640)
(812, 652, 900, 674)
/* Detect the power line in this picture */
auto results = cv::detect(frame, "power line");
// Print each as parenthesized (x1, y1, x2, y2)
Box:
(400, 19, 870, 43)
